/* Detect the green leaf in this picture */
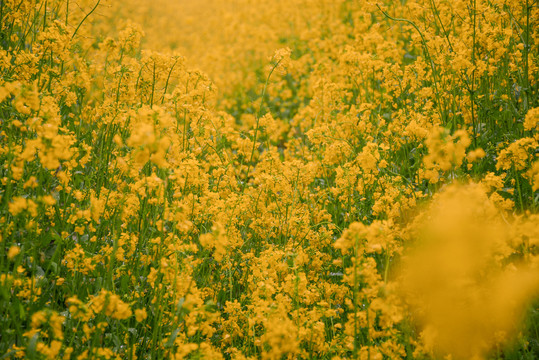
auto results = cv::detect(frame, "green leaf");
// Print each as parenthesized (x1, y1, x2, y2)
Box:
(165, 327, 181, 349)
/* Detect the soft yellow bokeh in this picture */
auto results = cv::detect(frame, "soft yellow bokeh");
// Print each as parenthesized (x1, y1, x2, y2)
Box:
(400, 184, 539, 359)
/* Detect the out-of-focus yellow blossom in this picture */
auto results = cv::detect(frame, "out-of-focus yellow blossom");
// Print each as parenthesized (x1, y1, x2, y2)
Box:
(36, 340, 62, 360)
(467, 148, 486, 162)
(8, 245, 20, 259)
(528, 161, 539, 192)
(400, 184, 539, 359)
(135, 308, 148, 322)
(8, 197, 28, 216)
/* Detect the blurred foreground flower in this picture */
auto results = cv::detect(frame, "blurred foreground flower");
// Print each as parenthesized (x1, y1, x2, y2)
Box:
(399, 184, 539, 359)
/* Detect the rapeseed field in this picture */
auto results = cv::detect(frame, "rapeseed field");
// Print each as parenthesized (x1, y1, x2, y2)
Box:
(1, 0, 538, 359)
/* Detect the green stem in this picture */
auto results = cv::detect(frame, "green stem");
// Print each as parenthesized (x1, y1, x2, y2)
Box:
(161, 58, 180, 104)
(241, 58, 282, 193)
(470, 0, 477, 147)
(376, 5, 445, 123)
(523, 0, 529, 111)
(515, 168, 525, 212)
(429, 0, 454, 52)
(150, 61, 156, 108)
(353, 235, 359, 359)
(71, 0, 101, 40)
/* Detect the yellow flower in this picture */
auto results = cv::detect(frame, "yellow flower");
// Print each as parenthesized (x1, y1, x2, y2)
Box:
(113, 300, 132, 320)
(270, 47, 292, 75)
(89, 289, 132, 320)
(424, 127, 471, 172)
(467, 148, 485, 162)
(135, 308, 148, 322)
(524, 107, 539, 131)
(36, 340, 62, 359)
(528, 161, 539, 192)
(7, 245, 20, 260)
(8, 197, 27, 216)
(41, 195, 56, 206)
